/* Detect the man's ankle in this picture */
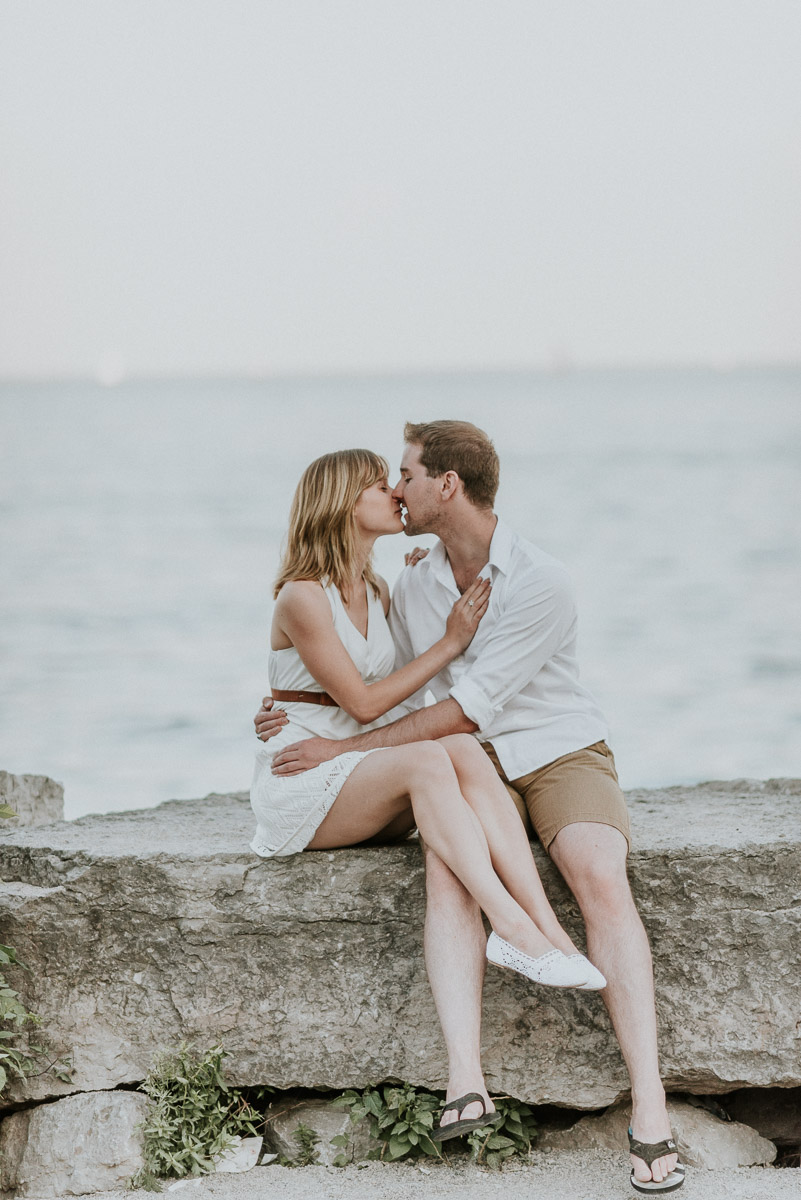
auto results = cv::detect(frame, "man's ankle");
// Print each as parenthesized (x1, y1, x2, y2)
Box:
(630, 1088, 671, 1133)
(445, 1069, 487, 1095)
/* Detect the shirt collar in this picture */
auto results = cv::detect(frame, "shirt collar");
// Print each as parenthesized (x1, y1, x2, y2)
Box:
(486, 516, 514, 575)
(421, 515, 512, 590)
(422, 539, 456, 591)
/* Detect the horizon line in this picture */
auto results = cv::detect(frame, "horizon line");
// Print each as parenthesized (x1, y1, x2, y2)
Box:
(1, 359, 800, 387)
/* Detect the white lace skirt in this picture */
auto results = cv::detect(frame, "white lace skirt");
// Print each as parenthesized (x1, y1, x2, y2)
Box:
(249, 748, 380, 857)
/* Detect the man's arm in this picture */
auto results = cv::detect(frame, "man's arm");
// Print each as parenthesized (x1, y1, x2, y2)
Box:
(269, 697, 477, 776)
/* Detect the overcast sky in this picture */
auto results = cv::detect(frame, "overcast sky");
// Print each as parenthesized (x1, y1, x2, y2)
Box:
(1, 1, 800, 378)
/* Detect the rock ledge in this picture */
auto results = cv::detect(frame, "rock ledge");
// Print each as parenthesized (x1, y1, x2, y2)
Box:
(1, 778, 799, 1109)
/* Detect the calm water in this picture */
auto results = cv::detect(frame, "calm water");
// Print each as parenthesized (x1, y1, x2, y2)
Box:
(1, 369, 800, 819)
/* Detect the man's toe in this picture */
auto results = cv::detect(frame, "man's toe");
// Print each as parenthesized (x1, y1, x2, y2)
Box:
(664, 1153, 679, 1178)
(631, 1157, 650, 1183)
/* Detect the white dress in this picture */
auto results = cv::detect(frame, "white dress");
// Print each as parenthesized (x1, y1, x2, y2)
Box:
(250, 581, 397, 857)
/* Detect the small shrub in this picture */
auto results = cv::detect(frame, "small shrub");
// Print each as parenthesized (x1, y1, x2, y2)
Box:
(0, 943, 41, 1093)
(466, 1095, 538, 1168)
(0, 806, 39, 1095)
(333, 1084, 537, 1168)
(1, 801, 73, 1098)
(132, 1042, 261, 1188)
(334, 1081, 441, 1161)
(279, 1122, 320, 1167)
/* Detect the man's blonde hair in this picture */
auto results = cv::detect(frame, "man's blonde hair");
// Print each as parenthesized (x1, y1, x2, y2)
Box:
(404, 420, 499, 509)
(274, 449, 388, 599)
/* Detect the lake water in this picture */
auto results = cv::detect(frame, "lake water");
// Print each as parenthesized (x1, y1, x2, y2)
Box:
(1, 368, 799, 819)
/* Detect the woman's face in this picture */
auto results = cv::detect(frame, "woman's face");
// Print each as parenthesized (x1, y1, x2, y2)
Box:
(353, 476, 404, 537)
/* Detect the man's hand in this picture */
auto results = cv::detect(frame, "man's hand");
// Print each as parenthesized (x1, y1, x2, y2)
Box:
(254, 697, 289, 741)
(271, 737, 340, 776)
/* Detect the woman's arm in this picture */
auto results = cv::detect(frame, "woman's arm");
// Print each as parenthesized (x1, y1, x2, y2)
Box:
(273, 578, 490, 725)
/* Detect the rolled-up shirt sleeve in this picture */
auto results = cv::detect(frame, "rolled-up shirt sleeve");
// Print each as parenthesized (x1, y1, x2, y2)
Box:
(449, 566, 574, 732)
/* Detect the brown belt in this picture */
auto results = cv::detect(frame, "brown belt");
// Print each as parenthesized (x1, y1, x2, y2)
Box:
(270, 688, 339, 708)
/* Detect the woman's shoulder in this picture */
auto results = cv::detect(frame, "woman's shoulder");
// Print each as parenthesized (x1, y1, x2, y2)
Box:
(275, 579, 332, 616)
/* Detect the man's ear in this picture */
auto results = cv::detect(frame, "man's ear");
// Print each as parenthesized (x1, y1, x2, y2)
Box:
(440, 471, 461, 500)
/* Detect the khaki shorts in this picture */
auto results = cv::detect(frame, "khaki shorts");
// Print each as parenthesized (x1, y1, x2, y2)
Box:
(481, 740, 631, 854)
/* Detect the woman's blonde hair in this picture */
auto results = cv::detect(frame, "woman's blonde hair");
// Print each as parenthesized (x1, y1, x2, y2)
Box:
(274, 448, 389, 599)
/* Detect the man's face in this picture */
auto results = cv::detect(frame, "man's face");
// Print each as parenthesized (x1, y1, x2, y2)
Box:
(392, 443, 442, 537)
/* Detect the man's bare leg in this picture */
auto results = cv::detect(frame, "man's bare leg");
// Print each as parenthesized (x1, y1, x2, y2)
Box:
(549, 822, 679, 1186)
(423, 843, 492, 1127)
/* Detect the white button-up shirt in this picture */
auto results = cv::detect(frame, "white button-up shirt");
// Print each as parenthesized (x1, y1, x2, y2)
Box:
(388, 518, 608, 780)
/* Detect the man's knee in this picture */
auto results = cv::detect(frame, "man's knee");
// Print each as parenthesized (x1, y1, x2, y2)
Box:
(550, 822, 634, 912)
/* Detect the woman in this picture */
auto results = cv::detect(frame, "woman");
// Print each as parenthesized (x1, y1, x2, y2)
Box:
(251, 449, 605, 999)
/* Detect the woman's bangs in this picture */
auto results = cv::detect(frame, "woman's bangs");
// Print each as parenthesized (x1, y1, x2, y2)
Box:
(360, 451, 390, 490)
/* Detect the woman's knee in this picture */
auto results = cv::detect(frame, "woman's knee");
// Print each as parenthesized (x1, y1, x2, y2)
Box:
(441, 732, 487, 769)
(404, 740, 457, 787)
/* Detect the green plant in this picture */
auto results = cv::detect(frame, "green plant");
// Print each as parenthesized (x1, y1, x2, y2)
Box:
(279, 1122, 320, 1167)
(0, 943, 41, 1093)
(0, 806, 38, 1095)
(333, 1082, 441, 1162)
(1, 800, 73, 1097)
(465, 1095, 538, 1169)
(131, 1042, 261, 1189)
(333, 1084, 537, 1169)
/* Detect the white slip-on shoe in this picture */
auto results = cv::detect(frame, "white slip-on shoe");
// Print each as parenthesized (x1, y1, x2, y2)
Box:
(566, 953, 607, 990)
(486, 931, 591, 988)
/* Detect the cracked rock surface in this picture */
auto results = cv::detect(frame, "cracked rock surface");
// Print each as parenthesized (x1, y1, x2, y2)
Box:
(540, 1097, 777, 1167)
(0, 778, 799, 1109)
(0, 770, 64, 827)
(0, 1091, 149, 1196)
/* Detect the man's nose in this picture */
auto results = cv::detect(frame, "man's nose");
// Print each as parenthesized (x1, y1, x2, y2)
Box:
(391, 480, 403, 500)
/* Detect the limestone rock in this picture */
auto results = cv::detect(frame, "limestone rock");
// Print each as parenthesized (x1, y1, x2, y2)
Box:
(541, 1098, 777, 1168)
(719, 1086, 801, 1147)
(0, 771, 64, 827)
(0, 1090, 150, 1196)
(263, 1098, 379, 1165)
(0, 779, 799, 1110)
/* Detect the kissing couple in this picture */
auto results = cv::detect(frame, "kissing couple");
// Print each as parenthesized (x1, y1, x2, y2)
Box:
(251, 420, 683, 1195)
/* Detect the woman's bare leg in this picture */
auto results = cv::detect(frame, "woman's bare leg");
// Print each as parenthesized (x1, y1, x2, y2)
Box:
(308, 743, 557, 960)
(437, 734, 581, 956)
(356, 809, 416, 847)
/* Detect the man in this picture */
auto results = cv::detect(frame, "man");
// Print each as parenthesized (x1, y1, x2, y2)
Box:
(256, 421, 682, 1192)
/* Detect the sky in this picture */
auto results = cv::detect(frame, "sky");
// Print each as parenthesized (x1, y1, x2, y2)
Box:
(1, 0, 800, 378)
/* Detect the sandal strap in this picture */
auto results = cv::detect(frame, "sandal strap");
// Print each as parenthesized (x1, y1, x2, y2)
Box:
(628, 1127, 678, 1167)
(440, 1092, 486, 1120)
